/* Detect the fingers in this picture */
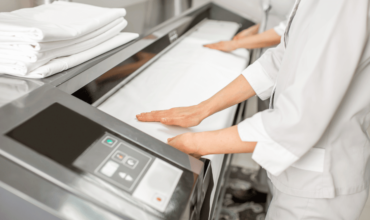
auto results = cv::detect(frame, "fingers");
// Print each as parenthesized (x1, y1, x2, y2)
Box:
(204, 42, 221, 50)
(167, 136, 175, 144)
(167, 136, 179, 149)
(136, 110, 168, 122)
(204, 41, 235, 52)
(160, 116, 183, 126)
(136, 112, 157, 122)
(137, 111, 185, 126)
(203, 44, 215, 49)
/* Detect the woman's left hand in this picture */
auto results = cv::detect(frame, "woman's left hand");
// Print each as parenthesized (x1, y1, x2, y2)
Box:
(203, 40, 238, 52)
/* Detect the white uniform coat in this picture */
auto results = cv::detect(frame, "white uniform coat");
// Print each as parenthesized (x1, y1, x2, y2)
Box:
(238, 0, 370, 198)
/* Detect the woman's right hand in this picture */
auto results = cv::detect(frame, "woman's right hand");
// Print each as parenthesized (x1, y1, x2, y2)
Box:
(136, 104, 209, 128)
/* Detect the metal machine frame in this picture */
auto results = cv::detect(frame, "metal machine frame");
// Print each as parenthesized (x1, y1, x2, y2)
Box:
(0, 2, 256, 220)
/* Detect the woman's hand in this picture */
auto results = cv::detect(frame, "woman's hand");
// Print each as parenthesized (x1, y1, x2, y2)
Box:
(136, 104, 209, 127)
(167, 127, 257, 159)
(167, 133, 202, 159)
(203, 40, 239, 52)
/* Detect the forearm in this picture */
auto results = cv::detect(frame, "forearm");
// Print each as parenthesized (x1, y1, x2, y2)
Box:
(200, 75, 256, 117)
(195, 126, 257, 155)
(235, 28, 281, 49)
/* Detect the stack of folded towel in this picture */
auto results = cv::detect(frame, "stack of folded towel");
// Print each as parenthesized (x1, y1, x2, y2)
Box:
(0, 1, 139, 78)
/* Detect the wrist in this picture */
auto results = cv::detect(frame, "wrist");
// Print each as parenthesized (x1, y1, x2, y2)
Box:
(232, 40, 241, 50)
(198, 100, 214, 119)
(192, 132, 208, 156)
(235, 38, 251, 49)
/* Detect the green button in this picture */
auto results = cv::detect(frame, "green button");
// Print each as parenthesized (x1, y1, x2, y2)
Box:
(106, 139, 114, 144)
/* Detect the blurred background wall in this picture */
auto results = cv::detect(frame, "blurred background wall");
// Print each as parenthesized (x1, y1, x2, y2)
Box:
(0, 0, 40, 12)
(0, 0, 262, 22)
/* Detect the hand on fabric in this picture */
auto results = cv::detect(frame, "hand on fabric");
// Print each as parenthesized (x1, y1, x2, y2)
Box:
(136, 105, 209, 127)
(137, 75, 256, 128)
(203, 40, 239, 52)
(233, 24, 260, 40)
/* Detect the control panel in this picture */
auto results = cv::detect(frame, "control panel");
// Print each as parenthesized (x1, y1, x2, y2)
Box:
(74, 133, 153, 192)
(6, 103, 185, 212)
(74, 133, 183, 211)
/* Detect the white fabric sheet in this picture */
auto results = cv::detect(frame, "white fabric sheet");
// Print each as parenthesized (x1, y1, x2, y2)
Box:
(10, 33, 139, 79)
(0, 18, 125, 52)
(0, 20, 128, 76)
(0, 1, 126, 42)
(98, 20, 249, 209)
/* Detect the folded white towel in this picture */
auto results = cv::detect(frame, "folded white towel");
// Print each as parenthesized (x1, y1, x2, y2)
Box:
(7, 33, 139, 78)
(0, 18, 124, 52)
(0, 1, 126, 42)
(0, 63, 26, 76)
(0, 19, 127, 74)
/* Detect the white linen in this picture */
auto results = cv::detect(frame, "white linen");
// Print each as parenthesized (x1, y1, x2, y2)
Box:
(0, 20, 128, 76)
(16, 33, 139, 78)
(0, 18, 125, 52)
(0, 63, 26, 76)
(98, 20, 247, 142)
(0, 1, 126, 42)
(238, 0, 370, 199)
(98, 20, 249, 210)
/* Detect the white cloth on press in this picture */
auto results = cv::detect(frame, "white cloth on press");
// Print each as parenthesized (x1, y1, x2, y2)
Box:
(0, 1, 126, 42)
(3, 33, 139, 79)
(0, 20, 128, 75)
(98, 20, 249, 209)
(0, 18, 125, 52)
(99, 20, 248, 142)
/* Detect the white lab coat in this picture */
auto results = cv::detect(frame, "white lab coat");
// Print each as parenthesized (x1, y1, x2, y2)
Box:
(238, 0, 370, 201)
(266, 185, 369, 220)
(269, 0, 295, 35)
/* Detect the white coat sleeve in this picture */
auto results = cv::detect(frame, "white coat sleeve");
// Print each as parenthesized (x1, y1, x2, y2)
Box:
(241, 42, 285, 100)
(238, 0, 369, 176)
(273, 21, 287, 37)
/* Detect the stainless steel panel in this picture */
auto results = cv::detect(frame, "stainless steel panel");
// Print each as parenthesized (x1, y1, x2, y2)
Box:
(0, 75, 43, 108)
(0, 155, 123, 220)
(0, 85, 202, 219)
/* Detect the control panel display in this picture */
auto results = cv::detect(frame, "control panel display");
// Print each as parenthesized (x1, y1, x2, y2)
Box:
(74, 134, 153, 192)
